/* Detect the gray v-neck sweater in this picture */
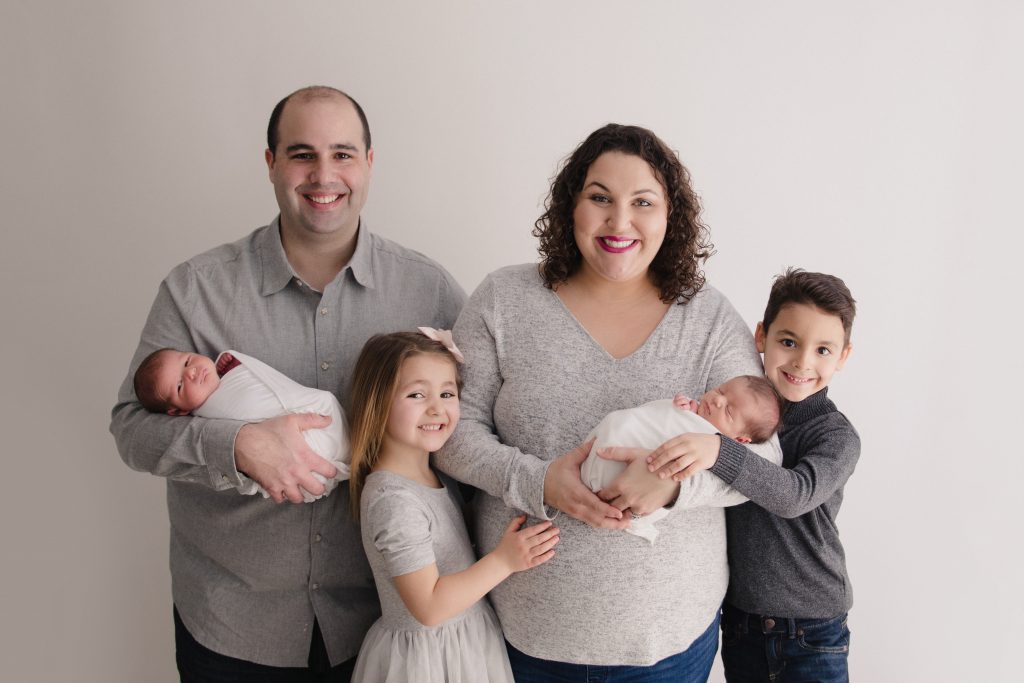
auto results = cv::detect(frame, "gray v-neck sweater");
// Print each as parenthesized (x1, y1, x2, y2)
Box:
(712, 388, 860, 618)
(436, 264, 774, 665)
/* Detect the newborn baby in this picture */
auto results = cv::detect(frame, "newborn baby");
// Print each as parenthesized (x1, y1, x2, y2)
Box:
(581, 375, 781, 542)
(133, 348, 349, 501)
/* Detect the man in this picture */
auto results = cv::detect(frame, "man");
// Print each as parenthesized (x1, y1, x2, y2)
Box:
(110, 86, 465, 681)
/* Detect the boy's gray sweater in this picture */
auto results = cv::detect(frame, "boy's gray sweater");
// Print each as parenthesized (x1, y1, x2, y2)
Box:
(710, 387, 859, 618)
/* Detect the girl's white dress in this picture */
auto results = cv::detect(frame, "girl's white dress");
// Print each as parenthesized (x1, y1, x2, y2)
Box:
(353, 470, 513, 683)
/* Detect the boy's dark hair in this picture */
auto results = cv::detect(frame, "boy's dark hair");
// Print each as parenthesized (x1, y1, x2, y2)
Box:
(133, 348, 176, 413)
(762, 268, 857, 344)
(742, 374, 784, 443)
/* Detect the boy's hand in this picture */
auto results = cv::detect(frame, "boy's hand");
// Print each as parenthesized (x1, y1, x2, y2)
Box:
(493, 516, 559, 573)
(672, 393, 698, 411)
(646, 433, 722, 481)
(234, 413, 338, 503)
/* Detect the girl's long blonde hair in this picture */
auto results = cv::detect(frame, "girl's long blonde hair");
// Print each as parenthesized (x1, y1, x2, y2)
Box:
(348, 331, 462, 519)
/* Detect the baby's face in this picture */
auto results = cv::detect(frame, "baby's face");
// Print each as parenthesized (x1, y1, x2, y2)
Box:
(154, 351, 220, 414)
(696, 377, 762, 443)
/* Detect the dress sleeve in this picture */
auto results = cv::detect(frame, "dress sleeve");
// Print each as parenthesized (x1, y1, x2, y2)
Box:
(108, 263, 246, 491)
(365, 487, 436, 577)
(710, 416, 860, 518)
(434, 274, 553, 519)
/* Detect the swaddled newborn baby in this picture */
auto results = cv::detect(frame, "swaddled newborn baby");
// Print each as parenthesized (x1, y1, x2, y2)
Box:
(133, 348, 349, 501)
(581, 375, 781, 542)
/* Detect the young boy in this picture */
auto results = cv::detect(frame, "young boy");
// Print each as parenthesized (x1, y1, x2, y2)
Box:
(133, 348, 350, 501)
(581, 375, 783, 543)
(645, 268, 859, 682)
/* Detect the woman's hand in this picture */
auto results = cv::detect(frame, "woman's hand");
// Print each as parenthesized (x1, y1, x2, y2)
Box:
(645, 433, 722, 481)
(595, 447, 679, 516)
(543, 439, 631, 530)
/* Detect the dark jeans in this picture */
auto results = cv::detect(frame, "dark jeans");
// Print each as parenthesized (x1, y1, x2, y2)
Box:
(173, 606, 356, 683)
(506, 613, 719, 682)
(720, 602, 850, 683)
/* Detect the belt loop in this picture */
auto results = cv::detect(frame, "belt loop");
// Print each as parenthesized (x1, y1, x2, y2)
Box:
(787, 617, 798, 639)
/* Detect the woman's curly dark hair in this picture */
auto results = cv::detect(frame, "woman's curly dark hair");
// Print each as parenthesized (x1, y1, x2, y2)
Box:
(533, 123, 714, 304)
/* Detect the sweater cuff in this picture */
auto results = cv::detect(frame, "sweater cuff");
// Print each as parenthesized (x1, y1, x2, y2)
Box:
(710, 435, 748, 484)
(201, 418, 247, 490)
(532, 458, 560, 520)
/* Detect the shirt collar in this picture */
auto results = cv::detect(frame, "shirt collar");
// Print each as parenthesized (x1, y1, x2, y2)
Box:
(257, 216, 376, 295)
(258, 217, 295, 296)
(783, 386, 833, 425)
(346, 219, 375, 289)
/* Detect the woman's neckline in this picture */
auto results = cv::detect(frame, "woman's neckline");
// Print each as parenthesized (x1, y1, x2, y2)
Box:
(552, 276, 674, 361)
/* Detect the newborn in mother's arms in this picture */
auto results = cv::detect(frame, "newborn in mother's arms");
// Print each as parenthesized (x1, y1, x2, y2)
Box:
(582, 375, 782, 542)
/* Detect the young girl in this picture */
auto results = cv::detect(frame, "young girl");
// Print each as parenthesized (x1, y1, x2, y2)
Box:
(349, 330, 559, 683)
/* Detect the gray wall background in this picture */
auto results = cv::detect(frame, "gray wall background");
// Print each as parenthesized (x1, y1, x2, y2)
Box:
(2, 1, 1020, 681)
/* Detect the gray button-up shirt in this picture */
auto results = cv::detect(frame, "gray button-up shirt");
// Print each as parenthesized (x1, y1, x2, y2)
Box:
(110, 219, 465, 667)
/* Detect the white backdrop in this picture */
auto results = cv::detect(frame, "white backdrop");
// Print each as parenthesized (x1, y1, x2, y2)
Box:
(2, 2, 1021, 681)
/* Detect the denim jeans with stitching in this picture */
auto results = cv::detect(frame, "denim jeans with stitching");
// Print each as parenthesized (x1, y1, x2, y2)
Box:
(720, 602, 850, 683)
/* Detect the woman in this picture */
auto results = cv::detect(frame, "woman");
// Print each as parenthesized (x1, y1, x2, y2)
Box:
(436, 124, 778, 679)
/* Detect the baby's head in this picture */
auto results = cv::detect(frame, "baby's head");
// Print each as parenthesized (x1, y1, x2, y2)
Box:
(697, 375, 782, 444)
(134, 348, 220, 415)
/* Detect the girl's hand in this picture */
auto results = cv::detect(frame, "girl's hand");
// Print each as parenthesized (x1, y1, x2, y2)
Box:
(645, 433, 722, 481)
(492, 515, 559, 573)
(672, 394, 698, 411)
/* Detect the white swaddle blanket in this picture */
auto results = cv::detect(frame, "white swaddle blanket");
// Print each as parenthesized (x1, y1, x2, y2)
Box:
(582, 399, 780, 543)
(194, 350, 350, 502)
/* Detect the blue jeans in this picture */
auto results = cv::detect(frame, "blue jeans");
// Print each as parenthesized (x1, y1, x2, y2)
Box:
(720, 602, 850, 683)
(506, 613, 719, 682)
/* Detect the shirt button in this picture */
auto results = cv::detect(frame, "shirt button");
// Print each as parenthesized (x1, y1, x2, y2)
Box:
(320, 308, 328, 316)
(311, 583, 320, 591)
(314, 533, 322, 543)
(221, 474, 229, 481)
(320, 361, 330, 371)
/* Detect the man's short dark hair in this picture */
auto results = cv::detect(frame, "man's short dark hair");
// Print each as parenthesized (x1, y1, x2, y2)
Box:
(762, 268, 857, 344)
(266, 86, 371, 156)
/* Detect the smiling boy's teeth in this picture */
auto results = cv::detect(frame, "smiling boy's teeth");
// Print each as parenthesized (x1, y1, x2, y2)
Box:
(308, 194, 340, 204)
(602, 238, 635, 248)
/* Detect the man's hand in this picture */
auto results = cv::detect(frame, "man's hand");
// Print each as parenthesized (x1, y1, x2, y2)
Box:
(234, 413, 338, 504)
(645, 433, 722, 481)
(543, 439, 630, 530)
(595, 447, 679, 516)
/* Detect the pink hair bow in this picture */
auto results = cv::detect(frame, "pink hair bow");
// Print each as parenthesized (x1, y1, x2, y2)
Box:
(417, 327, 465, 363)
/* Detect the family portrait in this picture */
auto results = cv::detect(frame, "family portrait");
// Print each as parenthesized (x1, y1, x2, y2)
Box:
(3, 2, 1019, 682)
